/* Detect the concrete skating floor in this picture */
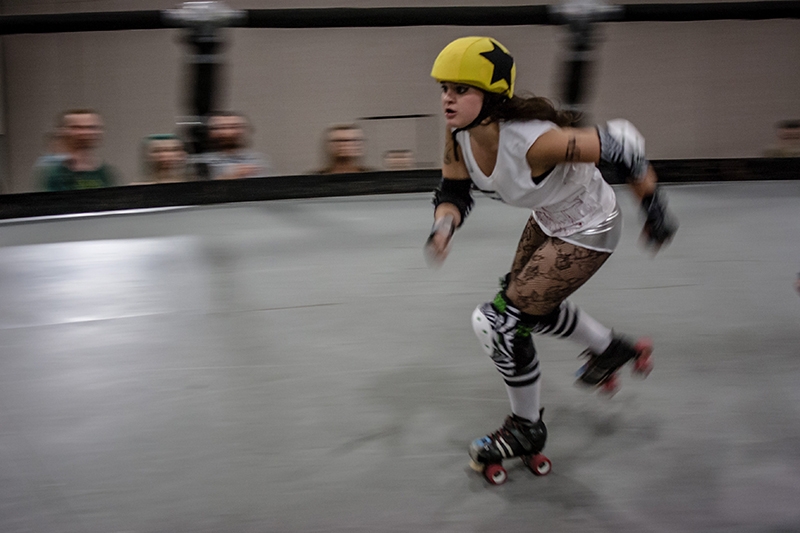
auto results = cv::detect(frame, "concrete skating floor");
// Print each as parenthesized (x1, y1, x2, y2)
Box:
(0, 180, 798, 533)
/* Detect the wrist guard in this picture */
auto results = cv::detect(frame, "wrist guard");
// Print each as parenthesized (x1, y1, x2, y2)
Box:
(597, 119, 649, 182)
(433, 178, 473, 227)
(641, 187, 678, 246)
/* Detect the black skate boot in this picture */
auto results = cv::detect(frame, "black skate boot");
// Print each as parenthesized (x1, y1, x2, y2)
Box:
(576, 336, 653, 394)
(468, 412, 551, 485)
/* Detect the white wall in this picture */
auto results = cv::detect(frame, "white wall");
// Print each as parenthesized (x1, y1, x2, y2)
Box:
(2, 0, 799, 192)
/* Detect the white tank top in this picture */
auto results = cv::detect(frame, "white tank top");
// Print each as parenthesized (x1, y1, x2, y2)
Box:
(457, 120, 617, 238)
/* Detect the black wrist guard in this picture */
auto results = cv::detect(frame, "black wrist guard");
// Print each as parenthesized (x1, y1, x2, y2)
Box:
(432, 178, 474, 226)
(641, 187, 678, 245)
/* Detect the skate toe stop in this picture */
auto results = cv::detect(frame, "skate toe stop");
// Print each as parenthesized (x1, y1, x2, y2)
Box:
(468, 459, 485, 472)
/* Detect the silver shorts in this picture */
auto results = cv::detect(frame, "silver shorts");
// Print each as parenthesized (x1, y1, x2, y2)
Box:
(556, 203, 622, 253)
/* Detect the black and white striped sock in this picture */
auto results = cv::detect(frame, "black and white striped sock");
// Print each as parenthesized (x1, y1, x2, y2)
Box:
(530, 300, 613, 354)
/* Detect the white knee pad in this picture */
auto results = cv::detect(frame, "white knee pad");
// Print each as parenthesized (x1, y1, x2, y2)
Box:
(472, 305, 494, 355)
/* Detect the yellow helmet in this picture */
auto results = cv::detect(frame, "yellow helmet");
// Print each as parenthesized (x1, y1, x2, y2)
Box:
(431, 37, 516, 98)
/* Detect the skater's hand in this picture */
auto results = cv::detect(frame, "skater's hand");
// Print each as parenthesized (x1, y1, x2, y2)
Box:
(640, 187, 678, 254)
(424, 214, 454, 268)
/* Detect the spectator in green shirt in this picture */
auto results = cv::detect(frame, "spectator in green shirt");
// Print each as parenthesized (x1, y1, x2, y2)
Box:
(40, 109, 116, 191)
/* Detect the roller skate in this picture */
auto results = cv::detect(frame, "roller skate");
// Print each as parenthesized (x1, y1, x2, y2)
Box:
(576, 336, 653, 396)
(468, 412, 551, 485)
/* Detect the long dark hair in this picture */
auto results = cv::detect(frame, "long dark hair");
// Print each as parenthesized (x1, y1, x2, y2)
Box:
(484, 92, 577, 128)
(450, 90, 578, 161)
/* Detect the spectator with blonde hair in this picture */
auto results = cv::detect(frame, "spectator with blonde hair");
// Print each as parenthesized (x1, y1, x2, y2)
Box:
(136, 134, 190, 184)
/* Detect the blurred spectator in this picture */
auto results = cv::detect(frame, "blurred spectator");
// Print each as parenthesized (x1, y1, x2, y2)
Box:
(197, 111, 272, 179)
(383, 149, 415, 171)
(316, 124, 371, 174)
(39, 109, 116, 191)
(136, 134, 190, 184)
(763, 119, 800, 157)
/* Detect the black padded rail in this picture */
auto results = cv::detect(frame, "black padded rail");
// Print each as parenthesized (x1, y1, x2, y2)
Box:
(1, 159, 798, 221)
(1, 2, 798, 35)
(623, 1, 800, 21)
(0, 11, 165, 35)
(0, 170, 441, 221)
(243, 6, 555, 28)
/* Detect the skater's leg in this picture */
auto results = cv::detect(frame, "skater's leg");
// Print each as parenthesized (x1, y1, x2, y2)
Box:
(507, 235, 611, 317)
(505, 231, 617, 352)
(505, 381, 540, 423)
(471, 299, 541, 389)
(472, 295, 541, 422)
(525, 300, 613, 354)
(502, 226, 652, 388)
(472, 303, 540, 422)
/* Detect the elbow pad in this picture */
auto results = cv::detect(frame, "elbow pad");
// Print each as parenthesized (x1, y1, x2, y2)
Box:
(433, 178, 474, 227)
(597, 119, 649, 182)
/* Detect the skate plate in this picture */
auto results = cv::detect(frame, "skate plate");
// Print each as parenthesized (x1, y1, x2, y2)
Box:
(469, 453, 551, 486)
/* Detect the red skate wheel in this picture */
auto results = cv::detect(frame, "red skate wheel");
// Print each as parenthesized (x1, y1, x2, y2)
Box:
(525, 454, 552, 476)
(633, 338, 653, 358)
(483, 463, 508, 485)
(632, 353, 653, 377)
(600, 374, 620, 396)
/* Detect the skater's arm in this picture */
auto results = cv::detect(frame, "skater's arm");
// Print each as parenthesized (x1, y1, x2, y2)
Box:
(527, 119, 651, 182)
(628, 165, 658, 201)
(426, 129, 473, 265)
(525, 127, 602, 177)
(631, 166, 678, 250)
(435, 127, 473, 228)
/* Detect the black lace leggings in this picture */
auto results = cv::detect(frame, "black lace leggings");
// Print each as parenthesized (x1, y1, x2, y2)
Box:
(506, 216, 611, 315)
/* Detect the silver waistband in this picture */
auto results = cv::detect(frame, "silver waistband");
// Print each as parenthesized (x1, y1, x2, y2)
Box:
(557, 203, 622, 253)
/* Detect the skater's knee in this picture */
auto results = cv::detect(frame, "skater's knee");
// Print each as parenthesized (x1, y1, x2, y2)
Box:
(471, 300, 538, 372)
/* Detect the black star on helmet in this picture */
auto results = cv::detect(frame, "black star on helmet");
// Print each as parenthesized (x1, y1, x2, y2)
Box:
(479, 42, 514, 89)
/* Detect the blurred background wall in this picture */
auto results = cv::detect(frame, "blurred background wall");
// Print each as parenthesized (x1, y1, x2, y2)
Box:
(0, 0, 798, 192)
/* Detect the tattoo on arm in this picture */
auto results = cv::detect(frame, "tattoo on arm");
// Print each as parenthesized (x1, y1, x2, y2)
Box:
(565, 136, 580, 162)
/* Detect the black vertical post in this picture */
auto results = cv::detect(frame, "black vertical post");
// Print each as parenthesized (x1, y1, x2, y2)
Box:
(165, 2, 244, 164)
(550, 0, 622, 126)
(184, 23, 223, 158)
(562, 18, 594, 125)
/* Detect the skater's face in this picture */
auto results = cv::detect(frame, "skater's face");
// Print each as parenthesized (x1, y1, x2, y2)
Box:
(440, 82, 484, 129)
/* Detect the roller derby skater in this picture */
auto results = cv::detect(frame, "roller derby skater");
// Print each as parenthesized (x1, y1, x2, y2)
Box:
(424, 37, 677, 485)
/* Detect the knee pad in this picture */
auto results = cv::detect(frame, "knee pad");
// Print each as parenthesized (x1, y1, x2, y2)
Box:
(472, 302, 538, 372)
(472, 304, 495, 355)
